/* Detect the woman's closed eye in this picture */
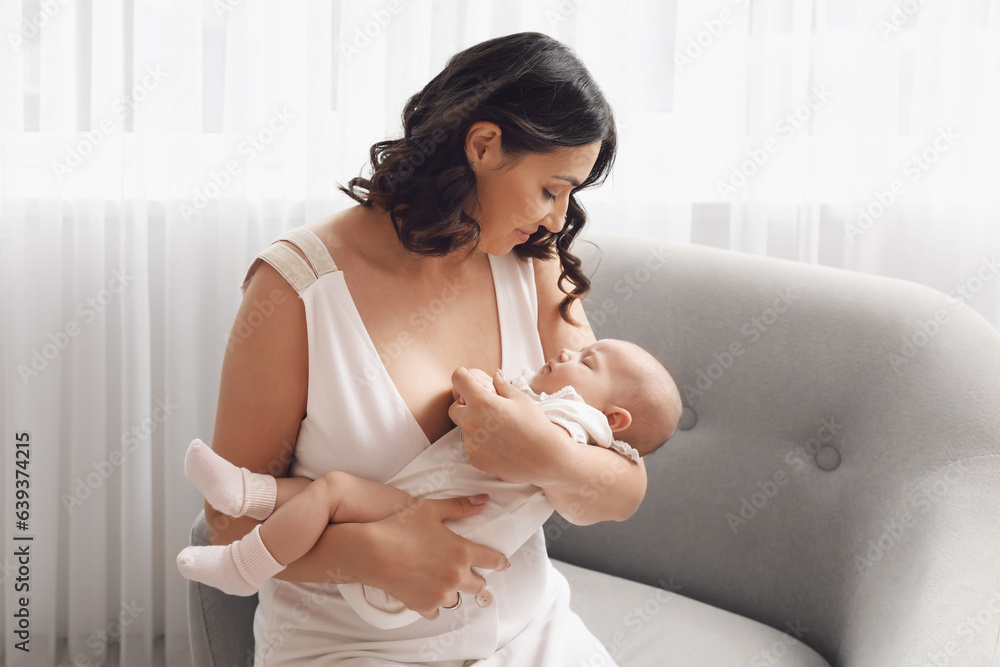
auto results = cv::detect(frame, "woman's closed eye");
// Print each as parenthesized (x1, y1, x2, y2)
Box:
(542, 188, 556, 201)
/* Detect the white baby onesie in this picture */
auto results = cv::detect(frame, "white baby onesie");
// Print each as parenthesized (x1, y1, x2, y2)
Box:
(338, 367, 640, 629)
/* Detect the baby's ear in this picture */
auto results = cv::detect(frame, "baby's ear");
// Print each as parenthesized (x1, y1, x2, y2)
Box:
(606, 406, 632, 433)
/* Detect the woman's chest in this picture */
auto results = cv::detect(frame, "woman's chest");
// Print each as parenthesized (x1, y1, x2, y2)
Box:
(343, 261, 504, 444)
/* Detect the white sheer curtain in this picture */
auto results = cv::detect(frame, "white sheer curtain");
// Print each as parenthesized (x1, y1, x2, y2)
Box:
(0, 1, 997, 665)
(648, 0, 1000, 329)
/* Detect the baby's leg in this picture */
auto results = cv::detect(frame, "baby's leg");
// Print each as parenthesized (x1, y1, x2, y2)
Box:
(274, 476, 312, 508)
(184, 439, 278, 520)
(261, 471, 413, 564)
(178, 471, 413, 596)
(185, 439, 318, 519)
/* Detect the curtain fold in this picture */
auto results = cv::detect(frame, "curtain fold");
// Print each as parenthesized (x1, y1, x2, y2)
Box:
(1, 1, 997, 665)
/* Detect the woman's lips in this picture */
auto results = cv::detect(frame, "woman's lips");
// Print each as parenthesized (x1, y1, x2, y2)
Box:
(515, 229, 531, 243)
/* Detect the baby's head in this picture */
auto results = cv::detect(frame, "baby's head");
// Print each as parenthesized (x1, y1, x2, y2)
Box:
(530, 339, 683, 456)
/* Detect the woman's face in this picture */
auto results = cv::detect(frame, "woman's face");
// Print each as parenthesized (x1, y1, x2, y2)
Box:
(464, 124, 601, 255)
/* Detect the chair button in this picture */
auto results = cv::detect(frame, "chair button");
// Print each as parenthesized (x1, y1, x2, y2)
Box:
(816, 445, 841, 471)
(476, 588, 493, 607)
(678, 406, 697, 430)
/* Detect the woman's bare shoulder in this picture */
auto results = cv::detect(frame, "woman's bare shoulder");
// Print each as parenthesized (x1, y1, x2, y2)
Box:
(301, 204, 387, 268)
(243, 204, 372, 299)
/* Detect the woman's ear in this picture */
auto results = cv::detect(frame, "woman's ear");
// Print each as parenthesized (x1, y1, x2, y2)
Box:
(605, 406, 632, 433)
(465, 121, 502, 167)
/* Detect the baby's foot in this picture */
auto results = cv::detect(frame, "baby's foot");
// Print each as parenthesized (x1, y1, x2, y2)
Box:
(176, 525, 284, 596)
(184, 439, 276, 520)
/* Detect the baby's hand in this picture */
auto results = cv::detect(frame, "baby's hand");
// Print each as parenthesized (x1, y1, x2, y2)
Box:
(452, 368, 498, 404)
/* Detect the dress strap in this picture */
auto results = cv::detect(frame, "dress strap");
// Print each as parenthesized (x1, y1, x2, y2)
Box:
(274, 227, 338, 277)
(239, 227, 339, 296)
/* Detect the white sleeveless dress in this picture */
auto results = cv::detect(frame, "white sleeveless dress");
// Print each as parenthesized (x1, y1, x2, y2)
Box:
(238, 227, 616, 666)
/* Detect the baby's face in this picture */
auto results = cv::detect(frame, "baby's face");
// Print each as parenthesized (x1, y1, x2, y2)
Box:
(530, 339, 630, 409)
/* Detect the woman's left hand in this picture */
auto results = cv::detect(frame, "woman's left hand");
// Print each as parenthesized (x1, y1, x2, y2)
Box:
(447, 367, 571, 486)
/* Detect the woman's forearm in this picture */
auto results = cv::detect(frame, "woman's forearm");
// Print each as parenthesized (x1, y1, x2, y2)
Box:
(274, 498, 510, 620)
(450, 370, 649, 522)
(206, 503, 359, 584)
(536, 428, 648, 526)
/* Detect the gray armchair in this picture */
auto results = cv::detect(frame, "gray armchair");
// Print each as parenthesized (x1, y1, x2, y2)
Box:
(188, 233, 1000, 666)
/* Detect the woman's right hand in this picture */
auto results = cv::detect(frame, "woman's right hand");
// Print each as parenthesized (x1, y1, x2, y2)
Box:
(345, 495, 511, 620)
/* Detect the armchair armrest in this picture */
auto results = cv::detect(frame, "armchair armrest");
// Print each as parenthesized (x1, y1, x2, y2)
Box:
(545, 233, 1000, 666)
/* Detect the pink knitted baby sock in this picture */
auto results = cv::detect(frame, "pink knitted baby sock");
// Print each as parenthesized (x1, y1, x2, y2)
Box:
(184, 438, 276, 520)
(176, 524, 285, 596)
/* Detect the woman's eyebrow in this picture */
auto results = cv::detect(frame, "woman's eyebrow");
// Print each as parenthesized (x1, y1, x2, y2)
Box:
(553, 174, 581, 187)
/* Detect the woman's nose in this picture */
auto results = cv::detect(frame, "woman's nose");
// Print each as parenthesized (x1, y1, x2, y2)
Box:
(542, 210, 567, 234)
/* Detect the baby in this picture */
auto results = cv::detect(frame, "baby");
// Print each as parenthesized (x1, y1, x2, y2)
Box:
(177, 338, 682, 628)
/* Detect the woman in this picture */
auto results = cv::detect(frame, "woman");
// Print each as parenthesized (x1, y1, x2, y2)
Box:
(206, 31, 647, 665)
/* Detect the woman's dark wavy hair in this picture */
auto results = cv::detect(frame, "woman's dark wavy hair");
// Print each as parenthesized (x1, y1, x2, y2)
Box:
(337, 31, 617, 325)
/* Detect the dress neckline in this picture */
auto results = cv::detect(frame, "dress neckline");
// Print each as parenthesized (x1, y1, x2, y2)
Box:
(311, 238, 507, 447)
